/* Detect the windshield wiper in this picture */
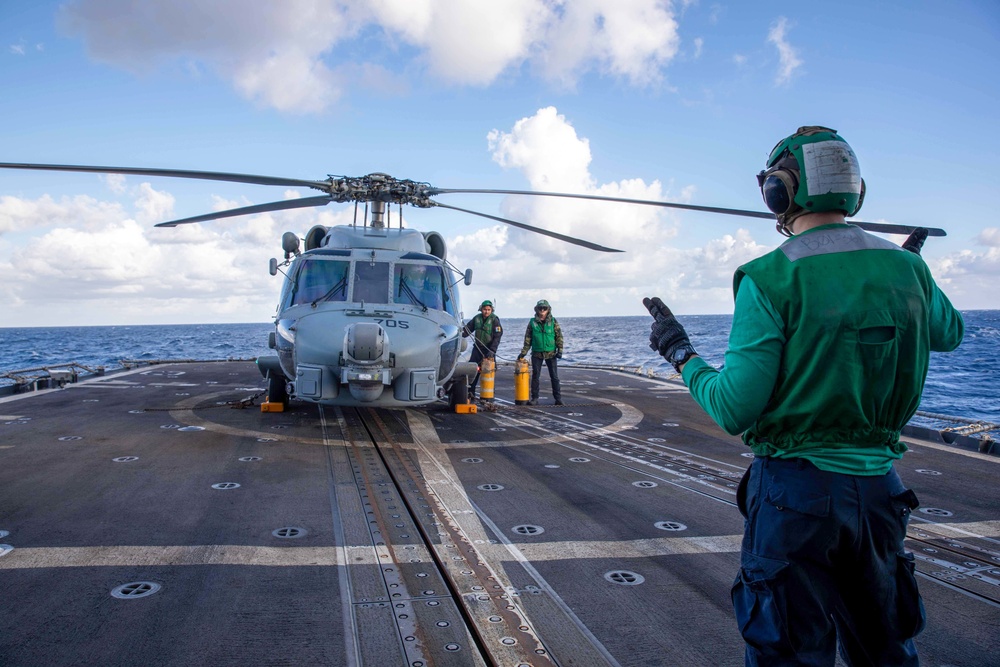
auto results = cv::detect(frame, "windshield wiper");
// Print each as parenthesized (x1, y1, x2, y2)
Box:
(312, 276, 348, 306)
(398, 278, 428, 312)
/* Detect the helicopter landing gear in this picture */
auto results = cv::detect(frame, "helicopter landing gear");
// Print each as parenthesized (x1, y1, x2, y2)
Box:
(448, 375, 469, 410)
(263, 371, 288, 412)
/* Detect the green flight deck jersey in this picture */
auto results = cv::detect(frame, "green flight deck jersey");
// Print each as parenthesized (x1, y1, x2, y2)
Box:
(682, 223, 964, 475)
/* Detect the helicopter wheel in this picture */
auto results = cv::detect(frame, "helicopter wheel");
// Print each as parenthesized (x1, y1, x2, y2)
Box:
(267, 372, 289, 406)
(448, 376, 469, 408)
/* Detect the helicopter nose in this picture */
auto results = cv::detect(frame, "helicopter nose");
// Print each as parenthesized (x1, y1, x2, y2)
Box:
(346, 322, 387, 362)
(343, 322, 391, 403)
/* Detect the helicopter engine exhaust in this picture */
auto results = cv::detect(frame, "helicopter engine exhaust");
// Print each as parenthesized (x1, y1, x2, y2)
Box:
(342, 322, 392, 403)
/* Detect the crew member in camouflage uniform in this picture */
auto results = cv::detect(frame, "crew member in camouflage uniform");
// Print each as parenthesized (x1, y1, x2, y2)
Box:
(462, 300, 502, 399)
(517, 299, 563, 405)
(644, 127, 964, 666)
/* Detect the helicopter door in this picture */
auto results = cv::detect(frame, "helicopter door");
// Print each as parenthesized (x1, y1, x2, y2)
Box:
(353, 261, 391, 303)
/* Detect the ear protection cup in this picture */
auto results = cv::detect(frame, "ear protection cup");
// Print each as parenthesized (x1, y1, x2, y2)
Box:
(851, 178, 866, 216)
(759, 169, 798, 215)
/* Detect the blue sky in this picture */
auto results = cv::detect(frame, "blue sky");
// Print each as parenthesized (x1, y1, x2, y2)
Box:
(1, 0, 998, 326)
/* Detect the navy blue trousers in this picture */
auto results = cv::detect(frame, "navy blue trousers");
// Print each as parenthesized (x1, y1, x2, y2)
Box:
(530, 355, 561, 401)
(469, 346, 487, 394)
(732, 456, 925, 666)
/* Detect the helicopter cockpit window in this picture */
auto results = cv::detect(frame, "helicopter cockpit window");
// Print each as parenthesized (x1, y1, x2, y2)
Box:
(353, 261, 391, 303)
(394, 264, 447, 311)
(290, 259, 350, 306)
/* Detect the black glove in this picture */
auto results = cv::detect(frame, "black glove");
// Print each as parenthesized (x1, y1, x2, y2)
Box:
(517, 353, 525, 360)
(556, 352, 563, 360)
(902, 227, 928, 255)
(643, 296, 697, 372)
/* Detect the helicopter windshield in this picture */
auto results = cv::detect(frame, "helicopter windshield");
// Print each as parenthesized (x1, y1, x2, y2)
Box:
(353, 261, 391, 303)
(290, 258, 350, 306)
(394, 263, 447, 311)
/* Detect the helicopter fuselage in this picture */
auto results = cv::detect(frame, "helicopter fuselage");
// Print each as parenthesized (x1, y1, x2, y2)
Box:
(258, 224, 475, 408)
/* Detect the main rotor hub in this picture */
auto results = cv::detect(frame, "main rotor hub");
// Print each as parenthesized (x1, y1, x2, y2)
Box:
(323, 173, 435, 208)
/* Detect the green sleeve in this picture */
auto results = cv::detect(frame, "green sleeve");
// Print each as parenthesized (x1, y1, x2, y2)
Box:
(927, 282, 964, 352)
(681, 276, 785, 435)
(520, 323, 532, 356)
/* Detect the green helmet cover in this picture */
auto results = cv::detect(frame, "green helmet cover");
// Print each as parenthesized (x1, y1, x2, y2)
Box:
(767, 126, 863, 216)
(480, 300, 493, 309)
(535, 299, 550, 310)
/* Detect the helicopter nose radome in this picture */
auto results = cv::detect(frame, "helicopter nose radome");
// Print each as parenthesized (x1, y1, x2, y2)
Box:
(343, 322, 392, 403)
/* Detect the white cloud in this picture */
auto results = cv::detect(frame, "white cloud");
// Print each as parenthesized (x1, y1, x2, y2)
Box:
(367, 0, 551, 86)
(10, 43, 26, 56)
(767, 16, 802, 85)
(133, 182, 176, 225)
(103, 174, 127, 194)
(59, 0, 684, 113)
(447, 107, 774, 316)
(0, 194, 126, 234)
(976, 227, 1000, 247)
(0, 187, 295, 324)
(928, 227, 1000, 310)
(539, 0, 680, 87)
(59, 0, 351, 113)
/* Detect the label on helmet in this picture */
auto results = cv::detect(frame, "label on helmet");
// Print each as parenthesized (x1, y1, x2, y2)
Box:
(802, 141, 861, 195)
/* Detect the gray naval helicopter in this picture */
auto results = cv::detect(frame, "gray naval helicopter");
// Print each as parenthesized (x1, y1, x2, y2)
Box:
(0, 162, 945, 410)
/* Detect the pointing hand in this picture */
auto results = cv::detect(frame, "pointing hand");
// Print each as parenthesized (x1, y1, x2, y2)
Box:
(643, 297, 697, 372)
(902, 227, 928, 255)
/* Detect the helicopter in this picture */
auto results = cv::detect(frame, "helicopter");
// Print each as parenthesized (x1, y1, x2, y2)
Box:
(0, 162, 946, 410)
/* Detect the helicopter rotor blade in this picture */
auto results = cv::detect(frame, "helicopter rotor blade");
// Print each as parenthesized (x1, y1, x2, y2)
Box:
(154, 195, 332, 227)
(426, 187, 947, 237)
(0, 163, 947, 238)
(430, 201, 623, 253)
(428, 187, 775, 218)
(844, 221, 945, 237)
(0, 162, 329, 190)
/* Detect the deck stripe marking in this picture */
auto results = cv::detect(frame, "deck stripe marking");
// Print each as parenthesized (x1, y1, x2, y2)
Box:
(166, 391, 328, 445)
(405, 409, 623, 667)
(319, 406, 363, 667)
(0, 545, 345, 569)
(905, 439, 1000, 463)
(514, 535, 742, 561)
(910, 518, 1000, 541)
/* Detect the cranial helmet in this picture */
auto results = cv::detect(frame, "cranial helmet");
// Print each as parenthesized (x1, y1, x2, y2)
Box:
(534, 299, 550, 311)
(480, 300, 493, 310)
(757, 126, 865, 236)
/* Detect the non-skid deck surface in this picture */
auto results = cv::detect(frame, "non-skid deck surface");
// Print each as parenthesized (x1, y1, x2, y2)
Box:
(1, 361, 997, 666)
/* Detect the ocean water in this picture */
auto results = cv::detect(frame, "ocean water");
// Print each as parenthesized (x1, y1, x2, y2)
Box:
(1, 312, 996, 433)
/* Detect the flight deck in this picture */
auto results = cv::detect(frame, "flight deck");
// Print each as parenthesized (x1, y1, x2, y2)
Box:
(1, 361, 997, 666)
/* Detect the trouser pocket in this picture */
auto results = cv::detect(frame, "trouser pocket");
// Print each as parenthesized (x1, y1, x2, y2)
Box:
(736, 465, 751, 519)
(896, 551, 926, 639)
(731, 551, 793, 655)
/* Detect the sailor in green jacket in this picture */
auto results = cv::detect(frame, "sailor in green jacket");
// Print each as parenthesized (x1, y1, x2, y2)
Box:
(462, 300, 502, 399)
(518, 300, 564, 405)
(644, 127, 963, 666)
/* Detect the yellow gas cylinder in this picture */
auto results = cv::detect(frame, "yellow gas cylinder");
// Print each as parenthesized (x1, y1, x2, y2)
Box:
(479, 357, 495, 401)
(514, 357, 530, 405)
